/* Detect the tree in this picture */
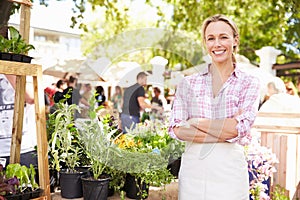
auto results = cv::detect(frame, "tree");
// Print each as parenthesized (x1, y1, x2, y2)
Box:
(3, 0, 299, 66)
(77, 0, 300, 66)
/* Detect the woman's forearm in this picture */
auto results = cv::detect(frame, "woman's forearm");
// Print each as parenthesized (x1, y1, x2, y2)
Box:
(188, 118, 238, 140)
(173, 126, 227, 143)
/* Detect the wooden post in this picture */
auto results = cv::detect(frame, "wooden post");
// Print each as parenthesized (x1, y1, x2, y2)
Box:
(33, 66, 51, 199)
(9, 75, 26, 164)
(19, 3, 31, 44)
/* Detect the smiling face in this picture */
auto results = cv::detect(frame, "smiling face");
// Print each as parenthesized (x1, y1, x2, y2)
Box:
(204, 21, 238, 64)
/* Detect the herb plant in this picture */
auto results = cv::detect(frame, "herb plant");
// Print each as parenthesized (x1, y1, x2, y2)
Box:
(0, 26, 35, 54)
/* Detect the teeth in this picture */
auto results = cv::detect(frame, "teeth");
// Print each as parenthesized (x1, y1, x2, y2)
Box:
(214, 50, 225, 55)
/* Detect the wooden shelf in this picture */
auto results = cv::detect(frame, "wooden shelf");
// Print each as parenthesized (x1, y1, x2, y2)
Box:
(0, 60, 51, 200)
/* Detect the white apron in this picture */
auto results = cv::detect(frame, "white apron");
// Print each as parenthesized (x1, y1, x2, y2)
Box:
(178, 142, 249, 200)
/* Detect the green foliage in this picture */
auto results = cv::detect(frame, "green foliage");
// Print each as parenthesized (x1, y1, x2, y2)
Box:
(0, 26, 35, 54)
(7, 0, 299, 66)
(78, 94, 183, 197)
(5, 163, 39, 192)
(79, 0, 298, 68)
(77, 92, 120, 180)
(271, 185, 290, 200)
(48, 102, 83, 172)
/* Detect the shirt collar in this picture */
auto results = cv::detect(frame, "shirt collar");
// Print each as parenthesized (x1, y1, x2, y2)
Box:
(198, 63, 241, 78)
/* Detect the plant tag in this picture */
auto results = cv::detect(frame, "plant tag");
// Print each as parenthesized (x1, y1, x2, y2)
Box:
(0, 158, 6, 167)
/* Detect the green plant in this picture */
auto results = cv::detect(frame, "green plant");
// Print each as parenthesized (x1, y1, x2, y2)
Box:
(271, 185, 290, 200)
(48, 102, 83, 172)
(78, 94, 184, 199)
(0, 163, 39, 199)
(77, 93, 120, 180)
(111, 120, 184, 199)
(5, 163, 39, 192)
(0, 26, 35, 54)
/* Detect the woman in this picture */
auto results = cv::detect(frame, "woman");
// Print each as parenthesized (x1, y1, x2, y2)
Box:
(53, 79, 67, 103)
(169, 14, 260, 200)
(111, 85, 123, 113)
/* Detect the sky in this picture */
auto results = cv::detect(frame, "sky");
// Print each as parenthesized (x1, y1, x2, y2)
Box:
(9, 0, 173, 35)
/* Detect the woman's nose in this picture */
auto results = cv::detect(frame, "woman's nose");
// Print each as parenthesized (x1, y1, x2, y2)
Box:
(214, 38, 221, 46)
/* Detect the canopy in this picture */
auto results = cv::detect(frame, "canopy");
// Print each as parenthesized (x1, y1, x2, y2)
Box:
(43, 59, 105, 82)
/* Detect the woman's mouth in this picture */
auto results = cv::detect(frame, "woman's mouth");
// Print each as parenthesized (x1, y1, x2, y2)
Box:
(213, 50, 226, 55)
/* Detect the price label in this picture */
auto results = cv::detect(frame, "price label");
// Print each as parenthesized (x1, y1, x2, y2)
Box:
(0, 158, 6, 168)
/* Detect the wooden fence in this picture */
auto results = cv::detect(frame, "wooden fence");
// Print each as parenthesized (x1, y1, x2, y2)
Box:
(253, 112, 300, 200)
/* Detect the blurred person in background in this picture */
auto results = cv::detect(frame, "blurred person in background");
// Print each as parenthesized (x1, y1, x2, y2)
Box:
(111, 85, 123, 115)
(53, 79, 67, 103)
(121, 72, 160, 133)
(95, 85, 106, 107)
(285, 81, 298, 97)
(260, 77, 300, 112)
(63, 76, 89, 118)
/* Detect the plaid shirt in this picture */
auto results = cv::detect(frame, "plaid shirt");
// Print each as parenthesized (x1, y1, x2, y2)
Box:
(169, 65, 260, 146)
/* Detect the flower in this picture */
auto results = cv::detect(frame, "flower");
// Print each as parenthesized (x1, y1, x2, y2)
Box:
(245, 143, 279, 200)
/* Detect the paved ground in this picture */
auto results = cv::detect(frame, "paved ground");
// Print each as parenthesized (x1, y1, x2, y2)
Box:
(51, 181, 178, 200)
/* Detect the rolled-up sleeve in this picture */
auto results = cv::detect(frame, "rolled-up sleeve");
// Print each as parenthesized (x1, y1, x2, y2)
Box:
(229, 76, 260, 145)
(168, 78, 189, 140)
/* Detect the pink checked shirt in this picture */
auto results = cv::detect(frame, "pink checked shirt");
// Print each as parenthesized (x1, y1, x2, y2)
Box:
(169, 64, 260, 146)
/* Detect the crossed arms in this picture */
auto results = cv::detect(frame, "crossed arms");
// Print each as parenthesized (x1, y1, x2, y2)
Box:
(173, 117, 238, 143)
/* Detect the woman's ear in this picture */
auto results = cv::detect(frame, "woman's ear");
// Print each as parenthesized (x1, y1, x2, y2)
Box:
(233, 36, 239, 52)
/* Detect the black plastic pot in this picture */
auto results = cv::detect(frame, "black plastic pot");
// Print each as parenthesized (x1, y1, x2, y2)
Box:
(4, 193, 22, 200)
(167, 157, 181, 178)
(125, 174, 149, 200)
(30, 188, 43, 199)
(0, 52, 12, 61)
(21, 55, 33, 63)
(81, 175, 110, 200)
(0, 52, 33, 63)
(4, 189, 41, 200)
(59, 168, 88, 199)
(11, 53, 22, 62)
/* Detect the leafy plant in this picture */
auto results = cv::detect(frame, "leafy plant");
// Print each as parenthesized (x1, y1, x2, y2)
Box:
(0, 164, 19, 197)
(0, 163, 39, 199)
(5, 163, 39, 192)
(111, 120, 184, 198)
(48, 102, 82, 172)
(0, 26, 35, 54)
(271, 184, 290, 200)
(77, 93, 120, 180)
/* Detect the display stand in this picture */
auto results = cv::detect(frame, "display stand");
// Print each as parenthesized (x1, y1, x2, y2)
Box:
(0, 60, 50, 200)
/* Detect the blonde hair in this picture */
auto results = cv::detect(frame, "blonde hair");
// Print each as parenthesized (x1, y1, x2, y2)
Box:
(201, 14, 239, 63)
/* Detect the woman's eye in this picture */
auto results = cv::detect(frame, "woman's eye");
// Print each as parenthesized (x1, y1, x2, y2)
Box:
(221, 36, 228, 39)
(207, 38, 214, 41)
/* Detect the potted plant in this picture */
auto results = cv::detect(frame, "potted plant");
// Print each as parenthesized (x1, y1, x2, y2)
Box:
(0, 163, 42, 200)
(77, 95, 183, 200)
(112, 120, 181, 199)
(0, 26, 35, 63)
(48, 101, 88, 199)
(77, 93, 123, 200)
